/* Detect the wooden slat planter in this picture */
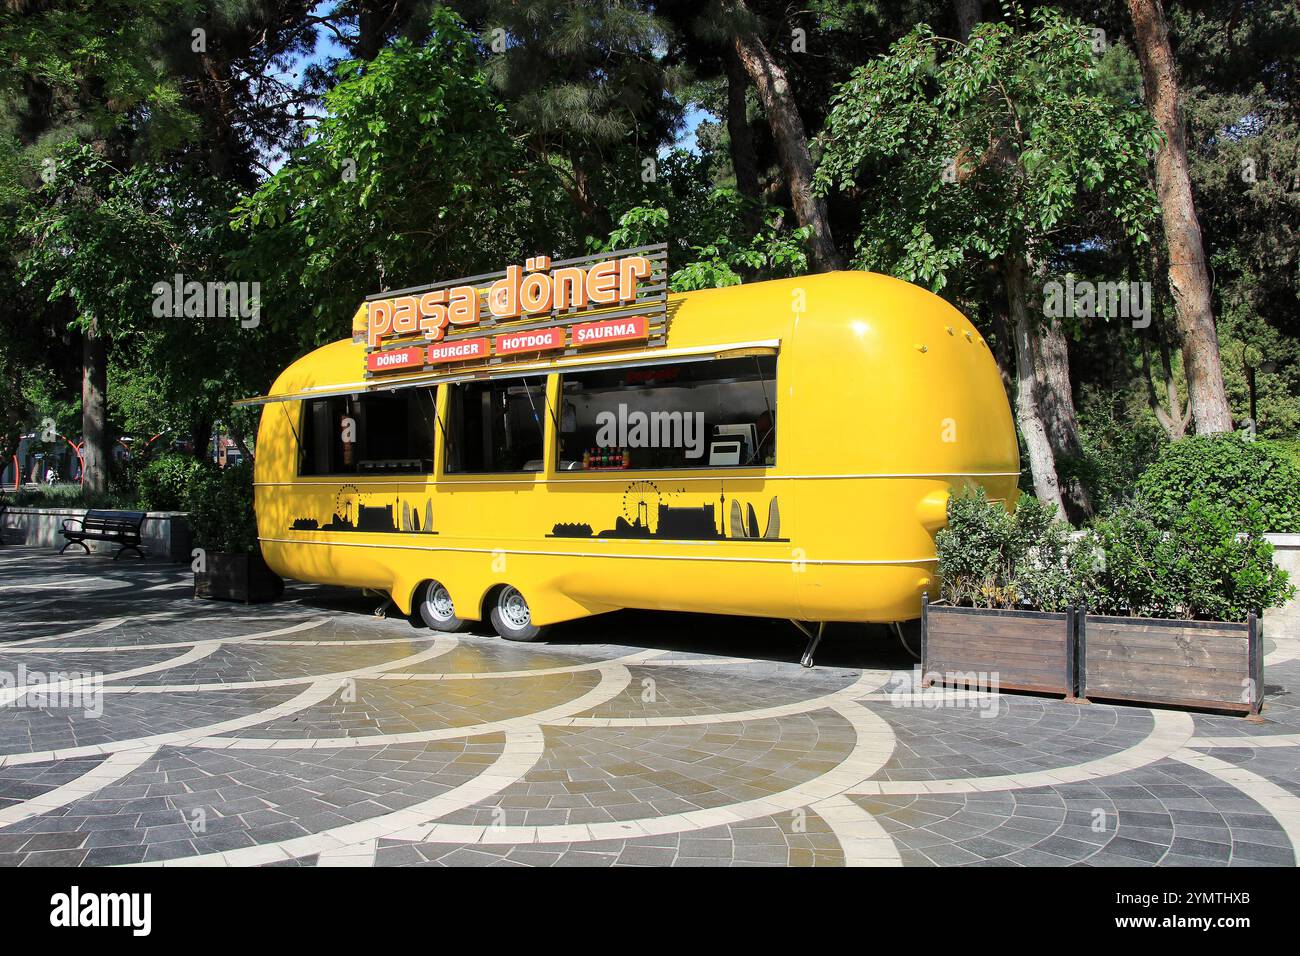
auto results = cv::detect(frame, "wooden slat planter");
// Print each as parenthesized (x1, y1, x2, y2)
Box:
(1079, 613, 1262, 715)
(921, 598, 1077, 697)
(194, 551, 284, 604)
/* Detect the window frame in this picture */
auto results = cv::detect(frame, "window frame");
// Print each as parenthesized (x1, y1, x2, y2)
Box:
(552, 353, 779, 476)
(295, 387, 438, 479)
(440, 373, 551, 478)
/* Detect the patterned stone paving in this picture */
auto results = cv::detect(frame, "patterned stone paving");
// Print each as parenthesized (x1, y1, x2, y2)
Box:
(0, 546, 1296, 867)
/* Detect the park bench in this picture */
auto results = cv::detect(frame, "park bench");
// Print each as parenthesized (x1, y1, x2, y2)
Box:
(60, 510, 147, 560)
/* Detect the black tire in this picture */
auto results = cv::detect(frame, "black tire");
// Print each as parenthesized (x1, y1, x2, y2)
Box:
(489, 585, 550, 642)
(416, 579, 471, 632)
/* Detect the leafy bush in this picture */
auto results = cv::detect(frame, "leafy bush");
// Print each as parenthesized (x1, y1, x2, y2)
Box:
(185, 461, 258, 554)
(0, 483, 138, 510)
(1263, 438, 1300, 475)
(136, 453, 204, 512)
(935, 489, 1098, 611)
(1135, 433, 1300, 532)
(1092, 499, 1293, 621)
(937, 489, 1293, 621)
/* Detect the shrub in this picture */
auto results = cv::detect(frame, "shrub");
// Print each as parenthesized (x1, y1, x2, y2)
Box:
(1263, 437, 1300, 475)
(0, 483, 138, 509)
(1092, 499, 1294, 621)
(935, 489, 1098, 611)
(937, 488, 1292, 621)
(136, 452, 204, 512)
(1135, 433, 1300, 532)
(185, 461, 258, 554)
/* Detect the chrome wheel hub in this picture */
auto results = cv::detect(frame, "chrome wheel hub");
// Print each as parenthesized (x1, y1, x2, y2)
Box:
(500, 587, 531, 628)
(426, 583, 454, 621)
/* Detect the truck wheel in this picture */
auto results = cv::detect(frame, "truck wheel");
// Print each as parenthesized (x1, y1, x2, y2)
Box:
(490, 585, 549, 642)
(417, 580, 470, 632)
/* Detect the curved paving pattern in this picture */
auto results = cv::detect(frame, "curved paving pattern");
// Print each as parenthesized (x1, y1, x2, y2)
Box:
(0, 546, 1295, 867)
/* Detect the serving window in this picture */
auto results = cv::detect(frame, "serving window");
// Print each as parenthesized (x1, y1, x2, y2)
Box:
(298, 388, 436, 476)
(444, 376, 548, 474)
(557, 355, 776, 471)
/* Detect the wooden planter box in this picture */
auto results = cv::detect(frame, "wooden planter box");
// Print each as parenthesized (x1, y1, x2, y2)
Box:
(1079, 612, 1262, 715)
(921, 598, 1077, 697)
(194, 551, 284, 604)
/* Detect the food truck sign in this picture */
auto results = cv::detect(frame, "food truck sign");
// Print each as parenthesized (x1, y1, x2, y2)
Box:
(361, 243, 667, 376)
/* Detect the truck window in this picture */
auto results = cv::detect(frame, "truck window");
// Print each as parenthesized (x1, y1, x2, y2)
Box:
(557, 355, 776, 471)
(444, 377, 547, 474)
(298, 387, 436, 476)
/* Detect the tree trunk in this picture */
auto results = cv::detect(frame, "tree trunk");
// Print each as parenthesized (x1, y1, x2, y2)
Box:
(1126, 0, 1233, 434)
(569, 159, 611, 239)
(227, 414, 254, 464)
(1034, 314, 1094, 521)
(729, 5, 841, 272)
(954, 0, 982, 41)
(1003, 256, 1066, 516)
(1141, 331, 1191, 440)
(80, 316, 109, 495)
(191, 413, 214, 464)
(1140, 242, 1192, 439)
(354, 0, 401, 61)
(988, 302, 1015, 402)
(723, 45, 762, 209)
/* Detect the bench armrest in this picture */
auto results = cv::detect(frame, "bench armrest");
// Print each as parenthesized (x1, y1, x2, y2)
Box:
(61, 517, 85, 532)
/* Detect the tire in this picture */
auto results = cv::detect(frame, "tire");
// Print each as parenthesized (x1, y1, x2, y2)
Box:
(416, 579, 470, 632)
(489, 585, 549, 642)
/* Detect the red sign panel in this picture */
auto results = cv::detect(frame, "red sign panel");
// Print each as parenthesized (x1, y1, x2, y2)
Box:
(366, 346, 425, 374)
(493, 326, 566, 355)
(428, 337, 489, 364)
(572, 315, 649, 348)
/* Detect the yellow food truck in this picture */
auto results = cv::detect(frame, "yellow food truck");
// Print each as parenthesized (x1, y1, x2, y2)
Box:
(242, 245, 1018, 660)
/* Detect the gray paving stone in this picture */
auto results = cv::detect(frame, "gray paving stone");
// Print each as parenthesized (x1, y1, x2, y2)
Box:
(1, 547, 1296, 868)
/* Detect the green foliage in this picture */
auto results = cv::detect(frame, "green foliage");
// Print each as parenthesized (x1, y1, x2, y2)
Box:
(1071, 386, 1167, 513)
(0, 483, 137, 510)
(604, 180, 810, 291)
(1092, 500, 1294, 621)
(1135, 433, 1300, 532)
(0, 0, 200, 158)
(935, 488, 1098, 611)
(939, 487, 1294, 622)
(233, 7, 571, 347)
(815, 7, 1159, 293)
(186, 461, 257, 554)
(1266, 438, 1300, 473)
(136, 452, 203, 512)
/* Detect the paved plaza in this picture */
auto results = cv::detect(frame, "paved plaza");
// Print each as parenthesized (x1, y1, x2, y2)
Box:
(0, 546, 1297, 867)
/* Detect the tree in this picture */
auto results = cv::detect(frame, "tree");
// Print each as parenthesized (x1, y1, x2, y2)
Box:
(446, 0, 682, 241)
(0, 0, 204, 490)
(1125, 0, 1233, 434)
(714, 0, 840, 271)
(234, 6, 572, 348)
(1168, 0, 1300, 439)
(817, 9, 1160, 520)
(18, 143, 258, 479)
